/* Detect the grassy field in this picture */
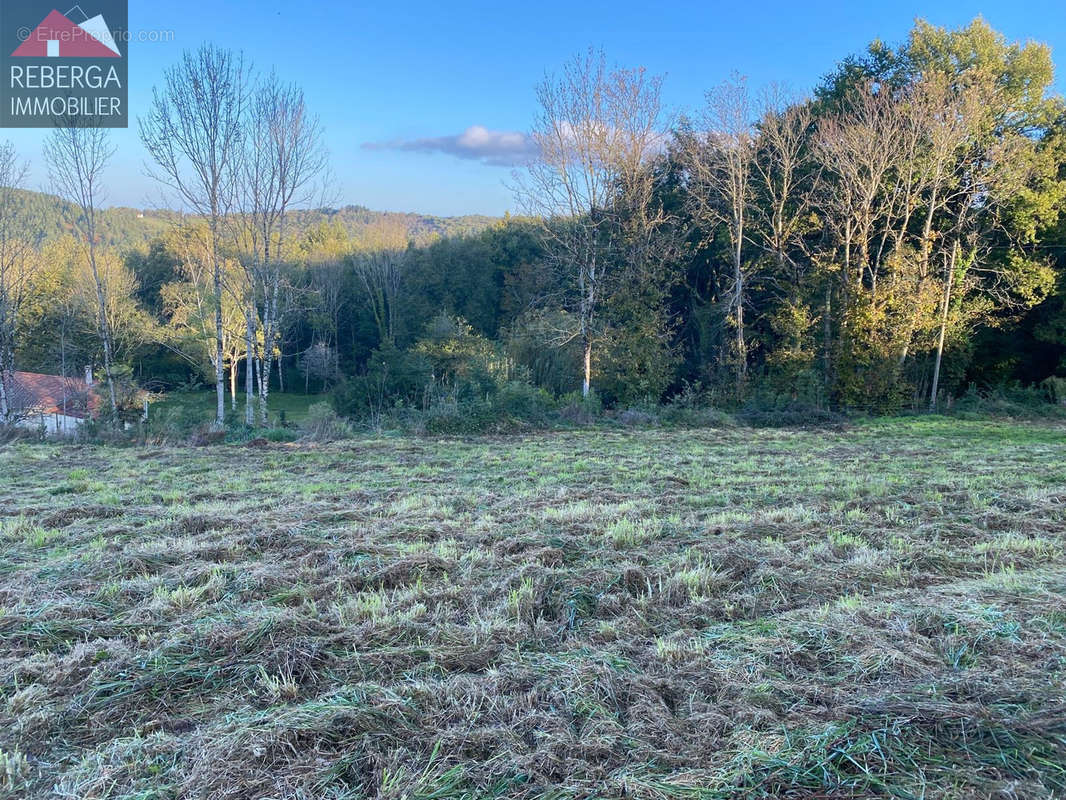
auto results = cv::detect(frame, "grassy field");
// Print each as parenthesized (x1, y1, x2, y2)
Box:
(1, 418, 1065, 798)
(150, 390, 322, 428)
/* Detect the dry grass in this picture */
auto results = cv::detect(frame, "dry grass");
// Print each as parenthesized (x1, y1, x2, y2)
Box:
(1, 417, 1065, 799)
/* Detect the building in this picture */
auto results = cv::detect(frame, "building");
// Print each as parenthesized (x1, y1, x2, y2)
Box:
(4, 368, 100, 434)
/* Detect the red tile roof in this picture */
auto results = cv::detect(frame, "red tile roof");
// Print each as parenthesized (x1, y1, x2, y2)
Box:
(7, 371, 101, 420)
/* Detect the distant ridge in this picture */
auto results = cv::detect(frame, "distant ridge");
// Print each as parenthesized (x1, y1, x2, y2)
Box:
(4, 189, 501, 252)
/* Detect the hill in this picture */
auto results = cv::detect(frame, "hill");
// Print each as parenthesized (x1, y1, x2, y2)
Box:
(6, 188, 500, 253)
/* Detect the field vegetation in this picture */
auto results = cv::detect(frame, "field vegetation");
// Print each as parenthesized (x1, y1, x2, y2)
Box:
(2, 418, 1064, 798)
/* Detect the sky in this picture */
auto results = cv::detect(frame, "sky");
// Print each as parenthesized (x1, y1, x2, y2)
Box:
(4, 0, 1066, 217)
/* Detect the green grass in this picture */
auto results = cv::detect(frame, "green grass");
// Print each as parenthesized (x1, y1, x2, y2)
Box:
(1, 419, 1065, 798)
(151, 389, 321, 426)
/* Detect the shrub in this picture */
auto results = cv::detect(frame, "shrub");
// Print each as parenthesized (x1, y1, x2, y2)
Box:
(263, 427, 300, 442)
(0, 425, 35, 445)
(301, 402, 354, 441)
(415, 313, 506, 405)
(737, 380, 845, 428)
(1041, 376, 1066, 406)
(657, 381, 737, 428)
(951, 383, 1066, 420)
(737, 403, 847, 428)
(659, 405, 736, 428)
(618, 407, 659, 427)
(420, 401, 492, 435)
(557, 390, 603, 424)
(495, 381, 556, 421)
(331, 342, 432, 419)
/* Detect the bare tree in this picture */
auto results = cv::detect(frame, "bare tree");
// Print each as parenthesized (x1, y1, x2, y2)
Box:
(44, 124, 119, 420)
(0, 142, 33, 424)
(752, 88, 817, 286)
(814, 84, 906, 295)
(517, 49, 667, 397)
(352, 218, 408, 346)
(678, 75, 757, 395)
(239, 72, 329, 426)
(140, 45, 248, 429)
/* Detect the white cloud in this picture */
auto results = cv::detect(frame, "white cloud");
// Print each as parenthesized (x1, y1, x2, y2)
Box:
(363, 125, 537, 167)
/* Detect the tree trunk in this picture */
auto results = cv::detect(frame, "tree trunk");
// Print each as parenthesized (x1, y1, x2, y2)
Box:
(929, 242, 957, 412)
(211, 223, 225, 430)
(245, 306, 255, 427)
(229, 355, 237, 410)
(822, 282, 832, 394)
(582, 335, 592, 399)
(734, 267, 746, 396)
(256, 354, 265, 411)
(87, 239, 118, 422)
(258, 279, 278, 427)
(732, 220, 747, 398)
(0, 366, 10, 423)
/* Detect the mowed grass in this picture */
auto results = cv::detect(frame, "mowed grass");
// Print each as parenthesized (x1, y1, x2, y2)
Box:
(1, 418, 1065, 798)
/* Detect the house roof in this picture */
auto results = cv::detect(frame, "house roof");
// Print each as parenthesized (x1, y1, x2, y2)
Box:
(6, 371, 100, 420)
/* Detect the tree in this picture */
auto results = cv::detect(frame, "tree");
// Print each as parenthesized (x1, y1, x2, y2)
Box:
(239, 72, 329, 426)
(677, 76, 758, 396)
(299, 341, 338, 393)
(160, 224, 247, 395)
(517, 49, 668, 398)
(140, 45, 248, 429)
(0, 142, 33, 424)
(351, 218, 408, 347)
(752, 89, 817, 288)
(44, 124, 119, 420)
(810, 17, 1065, 409)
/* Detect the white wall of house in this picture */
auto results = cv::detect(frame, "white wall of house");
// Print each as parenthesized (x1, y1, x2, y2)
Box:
(14, 412, 86, 435)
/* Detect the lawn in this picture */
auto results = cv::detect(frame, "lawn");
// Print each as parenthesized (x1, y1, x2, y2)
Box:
(150, 390, 323, 428)
(1, 418, 1065, 798)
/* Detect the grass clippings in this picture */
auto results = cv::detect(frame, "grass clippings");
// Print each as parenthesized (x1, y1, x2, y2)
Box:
(1, 417, 1064, 798)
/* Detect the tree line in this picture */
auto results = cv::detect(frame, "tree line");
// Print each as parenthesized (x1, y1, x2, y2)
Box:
(2, 19, 1066, 431)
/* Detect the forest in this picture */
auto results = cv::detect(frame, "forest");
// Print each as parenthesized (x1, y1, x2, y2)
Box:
(3, 17, 1066, 434)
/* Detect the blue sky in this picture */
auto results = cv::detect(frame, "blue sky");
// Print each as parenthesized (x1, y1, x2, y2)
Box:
(4, 0, 1064, 216)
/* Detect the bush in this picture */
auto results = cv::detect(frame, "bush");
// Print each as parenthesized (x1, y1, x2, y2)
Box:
(659, 405, 736, 428)
(263, 427, 300, 442)
(557, 390, 603, 424)
(657, 381, 737, 428)
(415, 313, 506, 405)
(419, 400, 497, 435)
(951, 383, 1066, 420)
(736, 380, 845, 428)
(1041, 376, 1066, 406)
(331, 342, 432, 419)
(495, 381, 556, 421)
(0, 425, 37, 445)
(737, 403, 847, 428)
(617, 407, 659, 427)
(301, 402, 354, 441)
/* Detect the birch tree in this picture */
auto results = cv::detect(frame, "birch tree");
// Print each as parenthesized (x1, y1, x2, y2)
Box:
(240, 73, 329, 426)
(44, 124, 119, 420)
(518, 49, 667, 397)
(677, 76, 758, 395)
(140, 45, 248, 429)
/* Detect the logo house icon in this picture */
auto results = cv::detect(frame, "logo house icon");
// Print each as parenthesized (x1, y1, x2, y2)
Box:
(11, 6, 121, 58)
